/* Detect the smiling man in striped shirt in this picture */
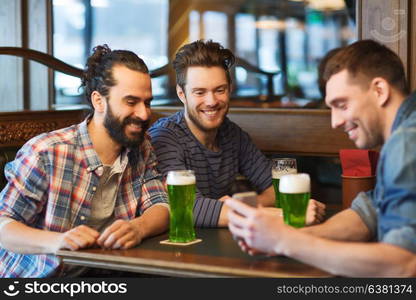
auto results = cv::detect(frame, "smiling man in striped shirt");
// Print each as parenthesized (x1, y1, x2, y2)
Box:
(149, 40, 325, 228)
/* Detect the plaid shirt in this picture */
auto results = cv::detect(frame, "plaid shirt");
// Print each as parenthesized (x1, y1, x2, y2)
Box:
(0, 118, 168, 277)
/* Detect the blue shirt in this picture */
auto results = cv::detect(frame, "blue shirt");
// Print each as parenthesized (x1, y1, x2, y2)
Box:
(149, 111, 272, 227)
(352, 92, 416, 253)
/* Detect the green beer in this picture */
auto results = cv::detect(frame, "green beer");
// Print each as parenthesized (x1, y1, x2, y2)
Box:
(272, 158, 297, 208)
(272, 178, 281, 207)
(167, 170, 196, 243)
(279, 173, 310, 228)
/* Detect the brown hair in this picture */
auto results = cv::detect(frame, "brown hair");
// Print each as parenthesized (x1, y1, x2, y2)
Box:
(172, 39, 235, 91)
(322, 39, 409, 95)
(81, 44, 149, 107)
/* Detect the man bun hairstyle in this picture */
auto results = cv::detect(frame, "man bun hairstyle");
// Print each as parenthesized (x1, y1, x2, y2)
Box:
(81, 44, 149, 107)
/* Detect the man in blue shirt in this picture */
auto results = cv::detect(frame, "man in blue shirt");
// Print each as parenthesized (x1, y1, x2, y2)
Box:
(227, 39, 416, 276)
(149, 40, 325, 227)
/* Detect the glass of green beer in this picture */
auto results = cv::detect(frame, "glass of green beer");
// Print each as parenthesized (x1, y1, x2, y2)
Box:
(272, 158, 297, 208)
(166, 170, 196, 243)
(279, 173, 310, 228)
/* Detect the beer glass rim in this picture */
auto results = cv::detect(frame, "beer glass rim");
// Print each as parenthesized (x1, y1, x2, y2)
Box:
(166, 170, 196, 185)
(272, 158, 296, 162)
(167, 170, 195, 176)
(272, 158, 297, 172)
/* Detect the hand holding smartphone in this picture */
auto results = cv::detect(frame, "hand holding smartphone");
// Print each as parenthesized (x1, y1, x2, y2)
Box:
(232, 191, 258, 207)
(230, 191, 257, 242)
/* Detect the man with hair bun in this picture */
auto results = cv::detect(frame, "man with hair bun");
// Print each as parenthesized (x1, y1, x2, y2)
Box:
(227, 39, 416, 277)
(0, 44, 169, 277)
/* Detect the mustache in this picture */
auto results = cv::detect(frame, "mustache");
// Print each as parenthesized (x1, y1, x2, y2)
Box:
(123, 117, 150, 128)
(202, 103, 223, 109)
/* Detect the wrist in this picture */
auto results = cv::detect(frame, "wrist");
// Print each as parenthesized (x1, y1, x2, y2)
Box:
(272, 225, 294, 256)
(47, 231, 65, 254)
(129, 218, 145, 240)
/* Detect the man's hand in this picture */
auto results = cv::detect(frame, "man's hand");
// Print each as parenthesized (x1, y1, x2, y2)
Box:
(263, 206, 283, 217)
(260, 200, 326, 225)
(236, 239, 275, 257)
(97, 219, 143, 250)
(306, 199, 326, 225)
(226, 198, 292, 255)
(53, 225, 99, 252)
(218, 195, 231, 202)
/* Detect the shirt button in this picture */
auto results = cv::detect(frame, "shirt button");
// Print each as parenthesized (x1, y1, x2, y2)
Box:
(80, 216, 86, 221)
(92, 186, 97, 191)
(97, 166, 103, 176)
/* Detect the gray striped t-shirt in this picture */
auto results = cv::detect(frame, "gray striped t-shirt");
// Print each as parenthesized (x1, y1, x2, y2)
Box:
(149, 111, 272, 227)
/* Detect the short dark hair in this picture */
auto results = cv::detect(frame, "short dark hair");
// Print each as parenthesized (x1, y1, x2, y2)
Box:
(172, 39, 235, 91)
(81, 44, 149, 107)
(323, 39, 409, 95)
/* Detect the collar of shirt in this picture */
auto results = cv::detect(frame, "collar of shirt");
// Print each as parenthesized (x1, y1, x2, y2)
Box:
(391, 91, 416, 133)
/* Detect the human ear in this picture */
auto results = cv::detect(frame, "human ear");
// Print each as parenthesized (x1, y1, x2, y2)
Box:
(371, 77, 390, 107)
(91, 91, 106, 113)
(176, 85, 186, 104)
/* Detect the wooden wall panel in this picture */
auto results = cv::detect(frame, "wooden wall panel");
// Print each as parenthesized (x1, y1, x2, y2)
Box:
(226, 108, 355, 156)
(168, 0, 192, 57)
(358, 0, 410, 78)
(167, 0, 193, 93)
(0, 110, 86, 147)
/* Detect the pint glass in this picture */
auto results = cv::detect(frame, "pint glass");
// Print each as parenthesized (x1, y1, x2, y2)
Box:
(279, 173, 310, 228)
(272, 158, 297, 208)
(167, 170, 196, 243)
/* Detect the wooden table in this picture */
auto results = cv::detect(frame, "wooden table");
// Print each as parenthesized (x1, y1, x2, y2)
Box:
(57, 229, 331, 278)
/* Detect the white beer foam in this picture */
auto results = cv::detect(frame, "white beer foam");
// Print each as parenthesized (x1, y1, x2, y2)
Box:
(167, 172, 196, 185)
(272, 168, 297, 179)
(279, 173, 310, 194)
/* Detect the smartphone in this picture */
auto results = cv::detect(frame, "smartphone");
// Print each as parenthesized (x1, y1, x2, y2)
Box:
(232, 191, 258, 207)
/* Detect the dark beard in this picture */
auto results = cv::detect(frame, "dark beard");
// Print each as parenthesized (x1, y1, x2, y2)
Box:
(103, 105, 149, 149)
(186, 104, 228, 134)
(187, 108, 217, 134)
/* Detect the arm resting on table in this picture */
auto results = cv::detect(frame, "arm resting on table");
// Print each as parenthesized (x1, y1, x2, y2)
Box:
(130, 204, 169, 240)
(281, 227, 416, 277)
(0, 218, 96, 254)
(301, 208, 373, 242)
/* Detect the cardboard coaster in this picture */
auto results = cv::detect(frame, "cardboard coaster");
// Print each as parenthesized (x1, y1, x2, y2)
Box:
(160, 239, 202, 246)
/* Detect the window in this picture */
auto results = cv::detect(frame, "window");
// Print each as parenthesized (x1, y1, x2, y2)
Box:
(53, 0, 168, 107)
(53, 0, 355, 108)
(53, 0, 86, 107)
